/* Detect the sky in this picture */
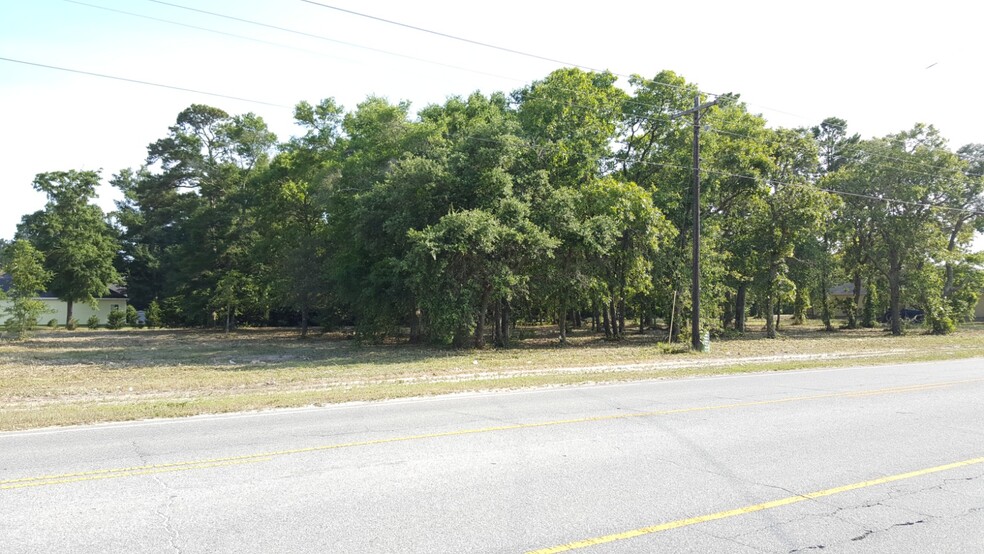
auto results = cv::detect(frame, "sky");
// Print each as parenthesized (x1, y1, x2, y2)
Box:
(2, 0, 982, 248)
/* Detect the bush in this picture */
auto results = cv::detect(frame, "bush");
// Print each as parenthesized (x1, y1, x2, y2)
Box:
(47, 318, 59, 328)
(66, 318, 78, 330)
(125, 305, 138, 327)
(107, 309, 126, 329)
(147, 300, 163, 328)
(86, 315, 101, 330)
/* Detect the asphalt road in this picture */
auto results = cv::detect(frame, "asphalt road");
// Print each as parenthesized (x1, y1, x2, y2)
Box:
(2, 358, 983, 553)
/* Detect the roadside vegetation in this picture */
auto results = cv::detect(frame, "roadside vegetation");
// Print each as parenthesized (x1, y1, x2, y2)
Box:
(3, 68, 982, 348)
(2, 320, 982, 431)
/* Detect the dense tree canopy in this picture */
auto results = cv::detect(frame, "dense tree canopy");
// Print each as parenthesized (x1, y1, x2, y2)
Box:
(12, 68, 983, 343)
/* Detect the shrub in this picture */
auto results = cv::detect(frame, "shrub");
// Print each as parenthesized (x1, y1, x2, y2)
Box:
(86, 315, 101, 330)
(47, 318, 59, 328)
(146, 300, 163, 328)
(125, 305, 138, 327)
(107, 309, 126, 329)
(66, 318, 78, 330)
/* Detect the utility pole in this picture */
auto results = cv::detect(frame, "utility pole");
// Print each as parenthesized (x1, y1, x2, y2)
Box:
(672, 94, 722, 351)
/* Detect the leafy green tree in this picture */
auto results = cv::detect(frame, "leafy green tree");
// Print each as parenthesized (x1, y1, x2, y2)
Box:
(258, 99, 344, 337)
(17, 170, 120, 326)
(124, 104, 276, 328)
(107, 309, 126, 329)
(1, 239, 52, 339)
(811, 117, 860, 331)
(830, 125, 964, 335)
(146, 299, 163, 328)
(750, 128, 833, 338)
(125, 304, 139, 327)
(408, 204, 554, 347)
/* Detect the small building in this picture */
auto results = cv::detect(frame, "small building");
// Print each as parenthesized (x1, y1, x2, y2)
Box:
(0, 274, 127, 325)
(976, 294, 984, 321)
(828, 283, 865, 317)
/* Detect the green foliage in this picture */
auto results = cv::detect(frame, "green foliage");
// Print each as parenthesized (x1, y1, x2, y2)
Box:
(46, 318, 58, 328)
(39, 74, 977, 347)
(125, 304, 138, 327)
(17, 170, 120, 326)
(146, 300, 163, 328)
(107, 309, 126, 329)
(862, 283, 877, 328)
(66, 318, 78, 331)
(1, 239, 52, 340)
(86, 315, 101, 330)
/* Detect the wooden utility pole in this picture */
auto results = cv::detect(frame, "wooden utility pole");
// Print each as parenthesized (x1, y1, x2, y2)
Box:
(672, 94, 722, 351)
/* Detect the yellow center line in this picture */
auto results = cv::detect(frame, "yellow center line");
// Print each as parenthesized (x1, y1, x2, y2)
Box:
(527, 456, 984, 553)
(4, 377, 983, 490)
(1, 457, 273, 490)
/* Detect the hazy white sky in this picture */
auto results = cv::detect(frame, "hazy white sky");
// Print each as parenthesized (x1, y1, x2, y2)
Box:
(2, 0, 982, 246)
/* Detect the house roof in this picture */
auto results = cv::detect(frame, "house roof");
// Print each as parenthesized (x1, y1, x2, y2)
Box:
(0, 273, 127, 299)
(828, 283, 865, 297)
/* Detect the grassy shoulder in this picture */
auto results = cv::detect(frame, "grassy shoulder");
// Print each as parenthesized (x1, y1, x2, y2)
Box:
(2, 318, 983, 431)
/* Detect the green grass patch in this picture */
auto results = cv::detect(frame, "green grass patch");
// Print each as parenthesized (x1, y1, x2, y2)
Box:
(2, 319, 983, 431)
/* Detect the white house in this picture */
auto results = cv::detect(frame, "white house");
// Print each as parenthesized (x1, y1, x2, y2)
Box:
(0, 274, 127, 325)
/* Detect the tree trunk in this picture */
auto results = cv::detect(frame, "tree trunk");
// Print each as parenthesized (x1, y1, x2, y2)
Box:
(888, 250, 903, 336)
(670, 285, 684, 342)
(609, 297, 619, 340)
(66, 299, 74, 327)
(722, 291, 734, 329)
(300, 303, 309, 338)
(764, 294, 776, 338)
(474, 288, 490, 348)
(409, 303, 422, 344)
(502, 300, 511, 345)
(558, 301, 568, 344)
(617, 297, 626, 337)
(765, 266, 778, 339)
(592, 302, 600, 333)
(775, 299, 781, 333)
(792, 287, 807, 325)
(224, 304, 232, 334)
(943, 220, 963, 298)
(735, 284, 747, 333)
(602, 300, 612, 339)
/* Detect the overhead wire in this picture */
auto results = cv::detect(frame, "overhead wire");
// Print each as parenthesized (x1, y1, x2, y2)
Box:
(142, 0, 521, 82)
(297, 0, 716, 98)
(63, 0, 353, 60)
(294, 0, 983, 180)
(19, 1, 984, 212)
(0, 55, 291, 108)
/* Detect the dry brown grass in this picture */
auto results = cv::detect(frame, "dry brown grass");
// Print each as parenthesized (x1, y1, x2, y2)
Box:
(2, 318, 982, 430)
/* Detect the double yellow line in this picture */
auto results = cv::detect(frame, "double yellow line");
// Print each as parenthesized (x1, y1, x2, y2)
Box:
(3, 377, 982, 491)
(529, 456, 984, 553)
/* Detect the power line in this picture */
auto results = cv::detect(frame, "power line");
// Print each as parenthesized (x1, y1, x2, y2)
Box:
(0, 55, 291, 108)
(63, 0, 344, 60)
(144, 0, 520, 83)
(297, 0, 710, 98)
(146, 0, 979, 174)
(300, 0, 606, 73)
(20, 5, 982, 198)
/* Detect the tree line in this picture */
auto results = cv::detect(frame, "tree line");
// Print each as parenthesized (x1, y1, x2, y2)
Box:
(3, 68, 983, 343)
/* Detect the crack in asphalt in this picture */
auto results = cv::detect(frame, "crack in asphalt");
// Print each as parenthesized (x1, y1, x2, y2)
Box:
(697, 528, 773, 553)
(850, 519, 925, 542)
(131, 441, 182, 554)
(788, 544, 826, 552)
